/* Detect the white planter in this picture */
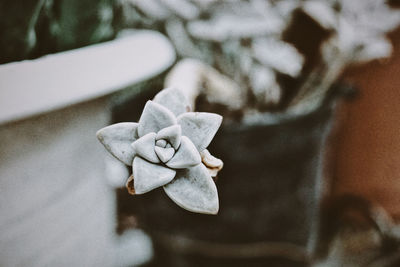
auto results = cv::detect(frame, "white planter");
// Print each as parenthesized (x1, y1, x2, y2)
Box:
(0, 30, 175, 267)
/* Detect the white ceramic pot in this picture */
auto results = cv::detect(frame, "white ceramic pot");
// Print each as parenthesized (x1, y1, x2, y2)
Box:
(0, 30, 175, 267)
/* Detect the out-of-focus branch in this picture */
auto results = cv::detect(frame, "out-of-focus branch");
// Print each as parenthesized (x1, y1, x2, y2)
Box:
(164, 58, 244, 111)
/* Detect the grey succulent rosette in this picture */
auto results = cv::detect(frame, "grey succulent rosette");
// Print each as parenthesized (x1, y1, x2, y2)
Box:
(97, 87, 223, 214)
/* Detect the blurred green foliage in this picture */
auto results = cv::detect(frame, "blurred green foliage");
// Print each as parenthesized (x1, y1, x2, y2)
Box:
(0, 0, 115, 64)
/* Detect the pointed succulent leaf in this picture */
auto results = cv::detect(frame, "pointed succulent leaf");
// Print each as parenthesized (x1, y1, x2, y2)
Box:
(155, 146, 175, 163)
(163, 164, 219, 214)
(177, 112, 222, 151)
(156, 139, 167, 148)
(159, 0, 200, 20)
(352, 35, 392, 63)
(96, 122, 139, 166)
(252, 38, 304, 77)
(156, 124, 182, 149)
(187, 12, 283, 41)
(201, 149, 223, 177)
(131, 132, 160, 164)
(302, 0, 337, 29)
(166, 136, 201, 169)
(133, 157, 176, 194)
(131, 0, 172, 20)
(137, 101, 177, 137)
(201, 149, 223, 169)
(153, 87, 192, 116)
(165, 19, 206, 60)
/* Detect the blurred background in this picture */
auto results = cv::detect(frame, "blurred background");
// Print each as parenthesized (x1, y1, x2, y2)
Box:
(1, 0, 400, 266)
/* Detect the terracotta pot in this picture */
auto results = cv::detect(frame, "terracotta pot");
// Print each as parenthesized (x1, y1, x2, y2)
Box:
(332, 29, 400, 221)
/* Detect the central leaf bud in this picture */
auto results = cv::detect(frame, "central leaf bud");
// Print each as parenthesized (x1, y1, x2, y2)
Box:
(154, 125, 182, 163)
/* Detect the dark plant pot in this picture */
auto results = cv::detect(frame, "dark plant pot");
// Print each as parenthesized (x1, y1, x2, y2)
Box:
(113, 84, 338, 267)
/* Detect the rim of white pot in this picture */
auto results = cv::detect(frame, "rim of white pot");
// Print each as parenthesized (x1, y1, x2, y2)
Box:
(0, 30, 176, 125)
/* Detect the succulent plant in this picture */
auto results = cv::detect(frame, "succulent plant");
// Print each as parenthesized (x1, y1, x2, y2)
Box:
(116, 0, 400, 116)
(115, 0, 304, 109)
(289, 0, 400, 114)
(97, 87, 223, 214)
(302, 0, 400, 64)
